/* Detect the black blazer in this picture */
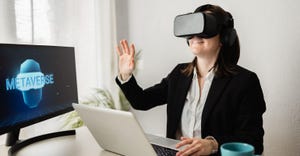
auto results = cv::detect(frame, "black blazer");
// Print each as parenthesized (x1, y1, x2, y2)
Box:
(116, 63, 266, 155)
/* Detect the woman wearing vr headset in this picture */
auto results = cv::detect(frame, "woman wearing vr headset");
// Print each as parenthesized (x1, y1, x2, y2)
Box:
(116, 4, 265, 156)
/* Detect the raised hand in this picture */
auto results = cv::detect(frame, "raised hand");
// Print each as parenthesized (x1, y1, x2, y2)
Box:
(116, 40, 135, 81)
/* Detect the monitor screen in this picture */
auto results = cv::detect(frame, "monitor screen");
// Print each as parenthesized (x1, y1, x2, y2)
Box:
(0, 44, 78, 135)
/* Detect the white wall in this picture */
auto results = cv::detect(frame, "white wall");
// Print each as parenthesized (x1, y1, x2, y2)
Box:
(115, 0, 300, 155)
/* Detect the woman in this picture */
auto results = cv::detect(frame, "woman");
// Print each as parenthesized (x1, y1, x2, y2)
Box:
(115, 4, 266, 156)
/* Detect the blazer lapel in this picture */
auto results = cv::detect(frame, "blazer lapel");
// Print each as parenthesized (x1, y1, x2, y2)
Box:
(177, 73, 193, 111)
(201, 76, 231, 129)
(172, 73, 193, 132)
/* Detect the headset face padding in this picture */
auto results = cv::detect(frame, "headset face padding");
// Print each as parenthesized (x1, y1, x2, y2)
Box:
(186, 28, 237, 47)
(177, 10, 237, 47)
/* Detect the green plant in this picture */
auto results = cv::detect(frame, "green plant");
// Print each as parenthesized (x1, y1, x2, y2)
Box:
(60, 88, 116, 129)
(119, 89, 130, 111)
(81, 88, 116, 109)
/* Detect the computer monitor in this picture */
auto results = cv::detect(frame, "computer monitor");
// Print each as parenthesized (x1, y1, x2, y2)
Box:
(0, 44, 78, 154)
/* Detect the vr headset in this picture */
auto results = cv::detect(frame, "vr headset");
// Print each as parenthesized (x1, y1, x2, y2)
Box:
(173, 12, 237, 46)
(174, 12, 221, 38)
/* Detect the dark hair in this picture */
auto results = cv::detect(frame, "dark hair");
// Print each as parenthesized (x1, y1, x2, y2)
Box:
(182, 4, 240, 77)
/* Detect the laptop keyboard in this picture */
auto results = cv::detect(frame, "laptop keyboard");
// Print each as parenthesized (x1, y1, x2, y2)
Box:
(152, 144, 177, 156)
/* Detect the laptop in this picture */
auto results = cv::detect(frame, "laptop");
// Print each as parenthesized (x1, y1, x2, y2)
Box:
(72, 103, 181, 156)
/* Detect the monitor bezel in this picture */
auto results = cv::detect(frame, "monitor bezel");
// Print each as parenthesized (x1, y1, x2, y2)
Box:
(0, 43, 78, 135)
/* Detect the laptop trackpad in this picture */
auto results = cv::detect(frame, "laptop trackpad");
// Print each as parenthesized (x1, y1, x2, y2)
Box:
(146, 133, 185, 151)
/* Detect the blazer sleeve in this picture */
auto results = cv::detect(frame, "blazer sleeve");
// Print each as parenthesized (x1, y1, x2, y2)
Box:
(115, 64, 186, 110)
(215, 72, 266, 155)
(115, 75, 168, 110)
(235, 73, 266, 154)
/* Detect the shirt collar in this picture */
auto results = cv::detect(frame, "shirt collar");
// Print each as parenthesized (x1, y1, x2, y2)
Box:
(193, 67, 215, 81)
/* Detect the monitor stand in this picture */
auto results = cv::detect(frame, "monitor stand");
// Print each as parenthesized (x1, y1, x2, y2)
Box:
(6, 128, 75, 156)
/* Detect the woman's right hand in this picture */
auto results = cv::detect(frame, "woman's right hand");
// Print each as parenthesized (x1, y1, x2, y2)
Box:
(116, 40, 135, 81)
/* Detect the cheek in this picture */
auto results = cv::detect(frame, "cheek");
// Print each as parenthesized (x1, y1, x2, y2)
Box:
(208, 43, 221, 51)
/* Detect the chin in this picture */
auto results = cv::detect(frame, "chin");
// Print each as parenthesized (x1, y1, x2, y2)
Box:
(191, 51, 201, 56)
(191, 48, 202, 54)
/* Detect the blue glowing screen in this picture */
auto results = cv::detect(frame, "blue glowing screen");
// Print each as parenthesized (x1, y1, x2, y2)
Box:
(0, 44, 78, 134)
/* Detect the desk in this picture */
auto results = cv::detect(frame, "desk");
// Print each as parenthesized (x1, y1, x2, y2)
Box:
(0, 126, 120, 156)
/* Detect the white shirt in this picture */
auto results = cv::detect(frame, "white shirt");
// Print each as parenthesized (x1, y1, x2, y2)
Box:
(117, 74, 132, 84)
(180, 68, 215, 138)
(117, 68, 215, 139)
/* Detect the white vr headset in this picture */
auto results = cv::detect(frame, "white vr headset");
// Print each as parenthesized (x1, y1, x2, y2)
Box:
(174, 12, 221, 38)
(174, 11, 237, 46)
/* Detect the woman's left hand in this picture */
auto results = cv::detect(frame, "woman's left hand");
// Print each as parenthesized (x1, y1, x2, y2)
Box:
(175, 137, 214, 156)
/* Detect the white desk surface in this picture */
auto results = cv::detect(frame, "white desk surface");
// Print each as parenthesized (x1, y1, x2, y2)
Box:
(0, 126, 120, 156)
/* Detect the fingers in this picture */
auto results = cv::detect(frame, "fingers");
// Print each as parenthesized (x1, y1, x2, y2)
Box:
(190, 150, 203, 156)
(120, 40, 126, 54)
(117, 40, 135, 56)
(122, 40, 130, 54)
(176, 138, 207, 156)
(180, 137, 189, 140)
(176, 138, 193, 148)
(176, 141, 199, 156)
(116, 45, 122, 56)
(130, 43, 135, 58)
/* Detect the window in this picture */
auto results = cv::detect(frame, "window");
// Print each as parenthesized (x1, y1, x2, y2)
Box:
(15, 0, 52, 43)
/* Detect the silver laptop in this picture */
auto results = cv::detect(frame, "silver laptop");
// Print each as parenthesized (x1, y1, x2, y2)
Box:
(72, 103, 181, 156)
